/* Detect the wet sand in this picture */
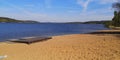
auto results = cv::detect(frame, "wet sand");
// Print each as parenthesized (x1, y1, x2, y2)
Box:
(0, 33, 120, 60)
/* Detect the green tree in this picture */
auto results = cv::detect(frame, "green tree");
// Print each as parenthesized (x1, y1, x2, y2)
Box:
(112, 3, 120, 27)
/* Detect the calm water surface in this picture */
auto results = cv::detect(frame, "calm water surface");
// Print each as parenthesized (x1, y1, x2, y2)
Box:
(0, 23, 109, 41)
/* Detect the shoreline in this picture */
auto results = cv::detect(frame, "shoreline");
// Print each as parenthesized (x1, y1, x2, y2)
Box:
(89, 30, 120, 34)
(0, 29, 112, 42)
(3, 29, 119, 42)
(0, 30, 120, 60)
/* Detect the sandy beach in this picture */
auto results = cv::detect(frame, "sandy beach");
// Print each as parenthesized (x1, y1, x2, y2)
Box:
(0, 32, 120, 60)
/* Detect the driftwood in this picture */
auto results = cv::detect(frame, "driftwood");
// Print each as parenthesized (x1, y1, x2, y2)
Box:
(9, 37, 52, 44)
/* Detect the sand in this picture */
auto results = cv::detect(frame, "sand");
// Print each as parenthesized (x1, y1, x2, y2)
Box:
(0, 34, 120, 60)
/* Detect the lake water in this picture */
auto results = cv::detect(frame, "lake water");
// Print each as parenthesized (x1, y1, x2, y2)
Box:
(0, 23, 109, 41)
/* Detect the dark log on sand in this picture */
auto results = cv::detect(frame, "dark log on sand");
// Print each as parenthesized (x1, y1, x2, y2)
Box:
(9, 37, 52, 44)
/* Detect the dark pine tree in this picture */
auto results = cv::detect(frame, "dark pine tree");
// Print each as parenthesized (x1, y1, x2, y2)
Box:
(112, 2, 120, 27)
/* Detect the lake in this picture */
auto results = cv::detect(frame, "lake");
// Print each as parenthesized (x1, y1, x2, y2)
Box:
(0, 23, 109, 41)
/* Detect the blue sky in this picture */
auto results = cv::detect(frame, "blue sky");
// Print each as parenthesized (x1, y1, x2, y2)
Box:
(0, 0, 118, 22)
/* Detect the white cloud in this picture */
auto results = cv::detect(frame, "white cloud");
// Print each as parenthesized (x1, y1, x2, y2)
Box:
(66, 6, 113, 22)
(77, 0, 93, 12)
(77, 0, 117, 12)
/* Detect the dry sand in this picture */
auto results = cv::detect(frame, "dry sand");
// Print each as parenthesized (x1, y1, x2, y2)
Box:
(0, 34, 120, 60)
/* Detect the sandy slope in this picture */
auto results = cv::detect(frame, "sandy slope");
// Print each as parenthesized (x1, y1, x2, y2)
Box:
(0, 34, 120, 60)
